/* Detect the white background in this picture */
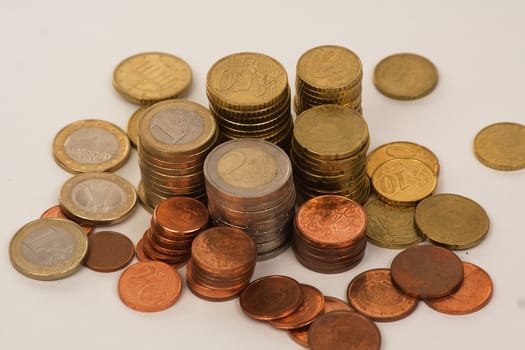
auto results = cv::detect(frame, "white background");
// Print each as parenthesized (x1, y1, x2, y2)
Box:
(1, 1, 524, 349)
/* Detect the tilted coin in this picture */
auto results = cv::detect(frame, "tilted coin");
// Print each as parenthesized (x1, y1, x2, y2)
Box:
(113, 52, 192, 104)
(53, 119, 130, 173)
(373, 53, 438, 100)
(59, 172, 137, 225)
(84, 231, 135, 272)
(473, 122, 525, 170)
(415, 193, 489, 249)
(9, 218, 88, 280)
(127, 105, 149, 147)
(41, 204, 94, 235)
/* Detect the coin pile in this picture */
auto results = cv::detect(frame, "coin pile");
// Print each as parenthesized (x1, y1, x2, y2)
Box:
(291, 104, 370, 204)
(139, 196, 209, 267)
(293, 195, 368, 273)
(206, 52, 293, 150)
(294, 45, 363, 115)
(186, 227, 257, 301)
(136, 99, 218, 211)
(204, 139, 295, 260)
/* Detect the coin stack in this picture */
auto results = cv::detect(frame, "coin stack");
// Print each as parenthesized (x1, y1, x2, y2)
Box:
(186, 227, 257, 301)
(136, 99, 219, 211)
(206, 52, 293, 151)
(291, 104, 370, 205)
(294, 45, 363, 115)
(293, 195, 368, 273)
(139, 196, 209, 267)
(204, 139, 295, 260)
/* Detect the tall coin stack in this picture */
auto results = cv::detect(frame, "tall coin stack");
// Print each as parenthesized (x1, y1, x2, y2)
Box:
(206, 52, 293, 151)
(204, 139, 295, 260)
(293, 195, 368, 273)
(137, 99, 219, 211)
(294, 45, 363, 115)
(291, 104, 370, 205)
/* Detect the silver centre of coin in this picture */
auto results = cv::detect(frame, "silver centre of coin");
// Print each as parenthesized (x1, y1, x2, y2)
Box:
(149, 108, 204, 144)
(64, 126, 119, 164)
(21, 226, 76, 266)
(71, 179, 126, 213)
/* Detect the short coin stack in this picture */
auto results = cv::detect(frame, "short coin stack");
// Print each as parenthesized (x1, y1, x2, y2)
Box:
(293, 195, 368, 273)
(291, 104, 370, 204)
(139, 196, 209, 267)
(206, 52, 293, 150)
(186, 227, 257, 301)
(294, 45, 363, 115)
(136, 99, 218, 211)
(204, 139, 295, 260)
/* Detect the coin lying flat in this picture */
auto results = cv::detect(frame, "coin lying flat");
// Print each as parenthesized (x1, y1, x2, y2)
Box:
(59, 172, 137, 225)
(41, 205, 94, 236)
(53, 119, 130, 173)
(9, 218, 88, 280)
(473, 122, 525, 170)
(113, 52, 192, 104)
(374, 53, 438, 100)
(415, 193, 490, 249)
(84, 231, 135, 272)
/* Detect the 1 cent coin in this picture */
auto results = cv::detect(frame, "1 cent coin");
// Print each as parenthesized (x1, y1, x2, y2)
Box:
(41, 205, 94, 235)
(84, 231, 135, 272)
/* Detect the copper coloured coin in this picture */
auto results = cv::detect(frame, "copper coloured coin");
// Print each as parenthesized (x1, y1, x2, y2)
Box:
(84, 231, 135, 272)
(347, 268, 418, 321)
(308, 310, 381, 350)
(153, 196, 209, 235)
(118, 260, 182, 312)
(41, 205, 94, 235)
(269, 284, 325, 329)
(391, 244, 464, 298)
(240, 275, 303, 321)
(135, 237, 149, 261)
(425, 262, 493, 315)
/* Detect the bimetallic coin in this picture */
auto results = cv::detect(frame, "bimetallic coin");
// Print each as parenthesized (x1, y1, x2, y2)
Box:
(374, 53, 438, 100)
(59, 172, 137, 225)
(473, 122, 525, 170)
(113, 52, 192, 104)
(127, 105, 149, 147)
(9, 218, 88, 280)
(53, 119, 130, 173)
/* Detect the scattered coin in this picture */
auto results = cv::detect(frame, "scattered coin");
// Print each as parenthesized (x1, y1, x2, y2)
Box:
(9, 218, 88, 280)
(269, 284, 325, 329)
(113, 52, 192, 104)
(473, 122, 525, 171)
(59, 172, 137, 225)
(425, 262, 493, 315)
(118, 260, 182, 312)
(53, 119, 130, 173)
(390, 244, 464, 299)
(373, 53, 438, 100)
(127, 105, 149, 147)
(84, 231, 135, 272)
(41, 204, 94, 236)
(415, 193, 490, 249)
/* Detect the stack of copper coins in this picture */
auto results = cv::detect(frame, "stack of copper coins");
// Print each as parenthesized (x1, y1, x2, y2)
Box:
(204, 139, 295, 260)
(293, 195, 368, 273)
(136, 99, 218, 212)
(291, 104, 370, 205)
(186, 227, 257, 301)
(294, 45, 363, 115)
(206, 52, 293, 150)
(138, 196, 209, 267)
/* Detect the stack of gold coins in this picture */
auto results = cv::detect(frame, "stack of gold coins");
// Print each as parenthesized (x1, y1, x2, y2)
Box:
(294, 45, 362, 115)
(136, 99, 219, 211)
(204, 139, 295, 260)
(206, 52, 293, 150)
(291, 104, 370, 205)
(186, 227, 257, 301)
(293, 195, 368, 274)
(139, 196, 209, 267)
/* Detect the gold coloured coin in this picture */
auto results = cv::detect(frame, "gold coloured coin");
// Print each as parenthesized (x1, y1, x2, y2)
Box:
(473, 122, 525, 171)
(367, 141, 440, 178)
(113, 52, 192, 104)
(59, 172, 137, 225)
(127, 105, 150, 147)
(374, 53, 438, 100)
(415, 193, 490, 249)
(53, 119, 130, 173)
(9, 218, 88, 280)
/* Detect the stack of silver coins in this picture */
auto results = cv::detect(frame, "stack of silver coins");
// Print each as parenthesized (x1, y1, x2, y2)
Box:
(204, 139, 295, 260)
(137, 99, 219, 212)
